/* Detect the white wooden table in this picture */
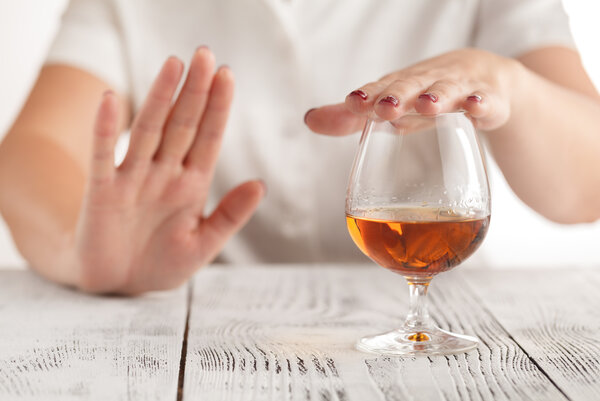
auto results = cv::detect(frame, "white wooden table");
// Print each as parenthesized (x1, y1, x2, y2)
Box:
(0, 265, 599, 401)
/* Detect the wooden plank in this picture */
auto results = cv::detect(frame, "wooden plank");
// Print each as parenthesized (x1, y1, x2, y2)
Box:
(0, 270, 187, 401)
(465, 268, 600, 401)
(183, 265, 566, 401)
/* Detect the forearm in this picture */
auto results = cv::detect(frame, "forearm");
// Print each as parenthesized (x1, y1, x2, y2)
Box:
(0, 65, 132, 289)
(487, 61, 600, 223)
(0, 133, 83, 285)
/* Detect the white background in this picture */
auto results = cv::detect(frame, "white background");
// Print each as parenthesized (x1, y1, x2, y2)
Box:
(0, 0, 599, 268)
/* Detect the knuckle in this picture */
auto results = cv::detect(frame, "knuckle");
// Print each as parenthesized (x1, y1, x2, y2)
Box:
(430, 79, 461, 94)
(388, 79, 408, 90)
(365, 78, 384, 87)
(127, 158, 152, 172)
(169, 114, 198, 131)
(200, 128, 223, 142)
(418, 67, 440, 79)
(149, 90, 173, 104)
(155, 151, 182, 165)
(185, 85, 210, 98)
(391, 76, 426, 90)
(218, 207, 239, 230)
(134, 120, 163, 135)
(362, 80, 386, 93)
(95, 124, 115, 138)
(205, 102, 230, 115)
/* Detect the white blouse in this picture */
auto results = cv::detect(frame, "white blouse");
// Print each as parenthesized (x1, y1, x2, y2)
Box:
(46, 0, 579, 266)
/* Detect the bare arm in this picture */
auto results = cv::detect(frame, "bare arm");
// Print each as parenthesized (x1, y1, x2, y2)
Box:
(488, 47, 600, 223)
(306, 47, 600, 223)
(0, 65, 130, 284)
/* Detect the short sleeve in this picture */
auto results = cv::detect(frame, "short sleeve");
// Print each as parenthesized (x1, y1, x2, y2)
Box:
(473, 0, 576, 58)
(45, 0, 129, 94)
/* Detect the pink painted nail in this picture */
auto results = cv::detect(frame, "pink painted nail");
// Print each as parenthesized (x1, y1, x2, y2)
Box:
(467, 95, 482, 102)
(378, 95, 399, 107)
(349, 90, 368, 100)
(419, 93, 438, 103)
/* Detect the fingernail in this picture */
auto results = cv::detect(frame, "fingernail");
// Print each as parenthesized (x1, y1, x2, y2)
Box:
(467, 95, 482, 103)
(349, 90, 368, 100)
(218, 65, 232, 77)
(378, 95, 399, 107)
(166, 56, 184, 70)
(196, 45, 209, 52)
(102, 90, 114, 97)
(419, 93, 438, 103)
(304, 108, 316, 124)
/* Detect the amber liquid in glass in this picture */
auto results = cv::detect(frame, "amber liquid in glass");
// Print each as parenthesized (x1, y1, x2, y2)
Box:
(346, 207, 489, 277)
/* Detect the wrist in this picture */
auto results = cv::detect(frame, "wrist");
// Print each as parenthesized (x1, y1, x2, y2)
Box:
(483, 55, 531, 138)
(24, 229, 81, 289)
(503, 56, 531, 124)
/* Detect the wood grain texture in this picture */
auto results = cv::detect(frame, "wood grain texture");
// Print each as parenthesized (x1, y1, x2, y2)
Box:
(183, 265, 568, 401)
(0, 270, 187, 401)
(466, 268, 600, 401)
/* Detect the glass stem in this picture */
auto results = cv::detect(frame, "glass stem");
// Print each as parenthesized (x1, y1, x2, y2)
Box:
(404, 279, 433, 331)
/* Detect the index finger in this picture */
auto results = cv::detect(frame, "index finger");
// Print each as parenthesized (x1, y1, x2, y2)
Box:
(304, 103, 366, 136)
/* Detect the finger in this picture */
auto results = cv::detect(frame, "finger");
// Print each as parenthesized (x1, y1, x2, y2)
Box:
(345, 80, 390, 115)
(121, 57, 184, 170)
(414, 79, 472, 115)
(304, 103, 366, 136)
(90, 91, 120, 184)
(373, 78, 428, 120)
(184, 66, 234, 173)
(155, 47, 215, 164)
(460, 91, 510, 130)
(200, 180, 265, 259)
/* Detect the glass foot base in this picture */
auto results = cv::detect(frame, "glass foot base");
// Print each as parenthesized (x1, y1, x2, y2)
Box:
(356, 326, 478, 356)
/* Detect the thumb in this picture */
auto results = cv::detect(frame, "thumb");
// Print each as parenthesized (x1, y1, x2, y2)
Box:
(304, 103, 367, 136)
(200, 179, 265, 257)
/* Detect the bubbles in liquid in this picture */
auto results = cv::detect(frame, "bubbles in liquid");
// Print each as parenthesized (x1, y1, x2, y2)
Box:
(350, 205, 487, 222)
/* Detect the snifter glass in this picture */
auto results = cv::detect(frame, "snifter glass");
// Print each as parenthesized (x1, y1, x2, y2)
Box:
(346, 112, 491, 356)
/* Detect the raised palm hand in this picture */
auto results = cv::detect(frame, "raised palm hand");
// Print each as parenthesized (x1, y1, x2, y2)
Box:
(75, 48, 264, 294)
